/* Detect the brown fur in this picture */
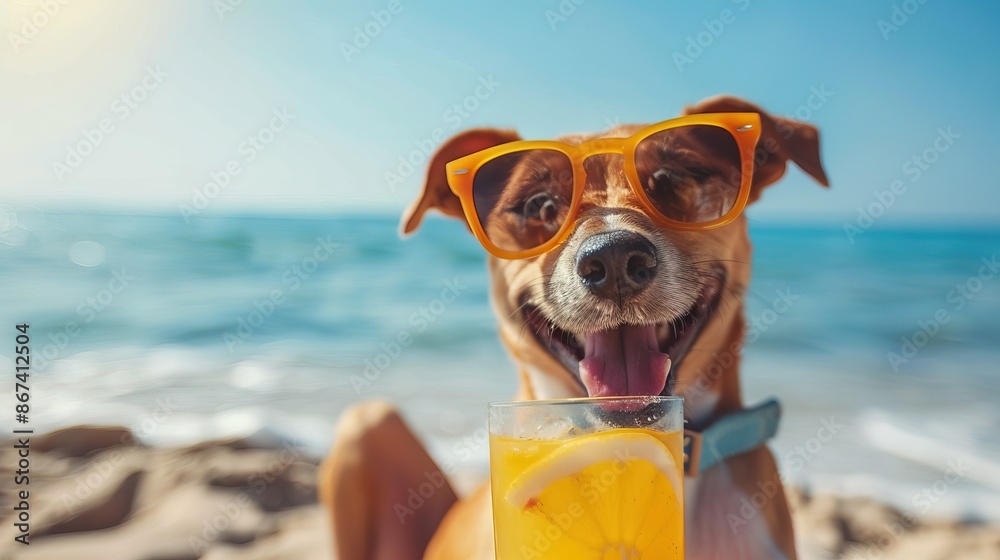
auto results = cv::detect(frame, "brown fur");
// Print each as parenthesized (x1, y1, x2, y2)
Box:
(320, 95, 829, 559)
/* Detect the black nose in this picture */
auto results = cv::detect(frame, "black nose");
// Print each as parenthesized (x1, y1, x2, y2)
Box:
(575, 230, 658, 301)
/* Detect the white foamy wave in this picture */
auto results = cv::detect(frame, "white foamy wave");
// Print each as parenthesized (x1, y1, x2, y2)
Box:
(805, 472, 1000, 523)
(138, 408, 332, 458)
(798, 408, 1000, 522)
(28, 346, 335, 458)
(861, 410, 1000, 491)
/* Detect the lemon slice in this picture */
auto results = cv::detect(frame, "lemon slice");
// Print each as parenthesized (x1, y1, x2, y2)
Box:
(503, 431, 683, 559)
(505, 432, 682, 508)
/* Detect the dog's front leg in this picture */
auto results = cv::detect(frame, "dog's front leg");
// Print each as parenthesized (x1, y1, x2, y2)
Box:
(319, 401, 460, 560)
(686, 446, 797, 560)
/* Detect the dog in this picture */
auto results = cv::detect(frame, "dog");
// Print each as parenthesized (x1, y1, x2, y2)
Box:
(319, 95, 829, 559)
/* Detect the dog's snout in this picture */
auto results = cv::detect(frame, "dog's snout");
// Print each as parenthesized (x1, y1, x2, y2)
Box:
(575, 230, 658, 301)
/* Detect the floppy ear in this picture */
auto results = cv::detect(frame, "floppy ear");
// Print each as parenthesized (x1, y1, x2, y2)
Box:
(684, 95, 829, 204)
(400, 128, 521, 235)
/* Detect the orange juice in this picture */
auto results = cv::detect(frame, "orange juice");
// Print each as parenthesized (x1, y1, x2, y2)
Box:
(490, 427, 684, 559)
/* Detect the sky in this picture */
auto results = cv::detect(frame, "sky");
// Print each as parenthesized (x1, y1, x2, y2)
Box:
(1, 0, 998, 225)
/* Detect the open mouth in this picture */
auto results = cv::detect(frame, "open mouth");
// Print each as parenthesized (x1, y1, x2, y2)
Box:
(523, 270, 725, 397)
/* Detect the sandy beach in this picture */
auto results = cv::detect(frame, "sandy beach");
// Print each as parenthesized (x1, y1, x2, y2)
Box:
(2, 425, 997, 560)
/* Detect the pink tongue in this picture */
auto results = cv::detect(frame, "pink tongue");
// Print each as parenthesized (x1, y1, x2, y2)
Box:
(579, 325, 671, 397)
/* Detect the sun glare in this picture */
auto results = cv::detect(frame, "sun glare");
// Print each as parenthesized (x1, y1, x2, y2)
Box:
(2, 1, 163, 74)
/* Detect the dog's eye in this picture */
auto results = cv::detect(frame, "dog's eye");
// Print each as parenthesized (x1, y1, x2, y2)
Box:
(647, 166, 733, 222)
(647, 166, 710, 195)
(522, 192, 559, 225)
(647, 167, 703, 210)
(650, 168, 679, 188)
(649, 166, 707, 188)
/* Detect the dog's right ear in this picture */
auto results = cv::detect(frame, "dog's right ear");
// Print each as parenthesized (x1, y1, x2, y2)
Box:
(684, 95, 829, 204)
(401, 128, 520, 235)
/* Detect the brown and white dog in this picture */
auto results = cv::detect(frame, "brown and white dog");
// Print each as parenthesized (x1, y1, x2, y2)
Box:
(319, 95, 829, 560)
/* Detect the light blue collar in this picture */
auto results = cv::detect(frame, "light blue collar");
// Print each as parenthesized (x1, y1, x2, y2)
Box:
(683, 398, 781, 477)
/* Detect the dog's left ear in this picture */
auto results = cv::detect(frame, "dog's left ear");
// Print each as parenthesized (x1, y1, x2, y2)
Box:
(401, 128, 521, 235)
(684, 95, 830, 204)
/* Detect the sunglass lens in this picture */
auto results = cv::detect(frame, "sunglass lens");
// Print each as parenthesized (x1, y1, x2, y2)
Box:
(472, 149, 573, 253)
(634, 125, 743, 224)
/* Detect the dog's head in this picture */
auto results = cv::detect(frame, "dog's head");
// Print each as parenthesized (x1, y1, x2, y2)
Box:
(402, 96, 828, 407)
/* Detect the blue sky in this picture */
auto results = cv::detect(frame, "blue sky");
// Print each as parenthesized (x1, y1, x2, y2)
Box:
(1, 0, 998, 224)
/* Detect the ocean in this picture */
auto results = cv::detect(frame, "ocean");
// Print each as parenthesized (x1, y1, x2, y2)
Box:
(2, 209, 998, 521)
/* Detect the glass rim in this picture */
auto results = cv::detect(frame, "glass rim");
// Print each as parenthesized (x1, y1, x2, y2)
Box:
(488, 395, 683, 409)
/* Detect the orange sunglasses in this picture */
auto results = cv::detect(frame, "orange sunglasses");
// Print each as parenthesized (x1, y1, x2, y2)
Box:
(446, 112, 762, 260)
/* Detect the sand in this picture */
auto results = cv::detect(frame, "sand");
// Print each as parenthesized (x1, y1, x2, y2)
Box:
(1, 426, 997, 559)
